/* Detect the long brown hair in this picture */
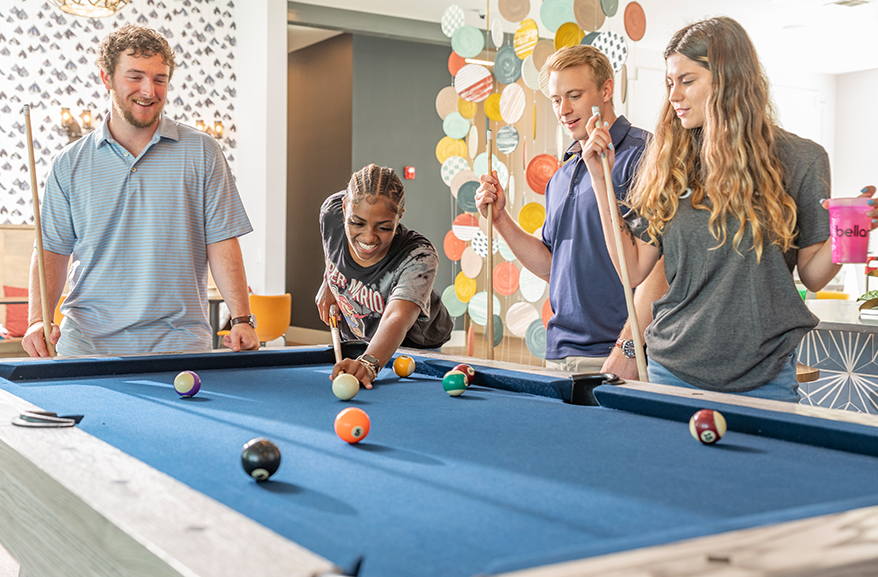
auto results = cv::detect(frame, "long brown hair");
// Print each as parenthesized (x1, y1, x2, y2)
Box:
(630, 17, 797, 261)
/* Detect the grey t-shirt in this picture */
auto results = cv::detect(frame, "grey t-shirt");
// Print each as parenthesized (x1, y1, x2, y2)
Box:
(629, 129, 830, 392)
(320, 192, 452, 349)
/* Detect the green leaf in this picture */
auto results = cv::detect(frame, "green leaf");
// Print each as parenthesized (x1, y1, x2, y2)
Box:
(859, 298, 878, 311)
(858, 290, 878, 302)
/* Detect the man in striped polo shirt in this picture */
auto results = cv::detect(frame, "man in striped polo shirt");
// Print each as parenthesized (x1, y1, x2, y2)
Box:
(23, 24, 259, 357)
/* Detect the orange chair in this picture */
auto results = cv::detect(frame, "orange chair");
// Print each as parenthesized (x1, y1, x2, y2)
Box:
(53, 295, 66, 326)
(218, 293, 291, 348)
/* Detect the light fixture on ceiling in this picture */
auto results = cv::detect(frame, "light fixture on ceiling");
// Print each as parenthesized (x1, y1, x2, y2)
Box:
(50, 0, 130, 18)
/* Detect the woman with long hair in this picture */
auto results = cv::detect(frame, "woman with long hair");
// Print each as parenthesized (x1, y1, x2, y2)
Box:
(583, 17, 875, 400)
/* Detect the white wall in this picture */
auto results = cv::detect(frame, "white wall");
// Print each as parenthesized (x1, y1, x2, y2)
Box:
(235, 0, 288, 295)
(835, 69, 878, 199)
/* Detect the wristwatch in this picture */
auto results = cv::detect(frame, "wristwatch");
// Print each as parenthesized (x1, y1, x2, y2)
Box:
(230, 314, 257, 329)
(356, 353, 381, 380)
(615, 338, 636, 359)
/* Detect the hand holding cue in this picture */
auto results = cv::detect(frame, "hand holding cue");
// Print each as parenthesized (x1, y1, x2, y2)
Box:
(591, 105, 647, 381)
(485, 129, 494, 360)
(23, 104, 55, 357)
(329, 305, 342, 364)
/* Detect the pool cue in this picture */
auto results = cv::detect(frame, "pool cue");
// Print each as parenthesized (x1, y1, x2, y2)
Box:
(23, 105, 55, 357)
(485, 128, 494, 360)
(329, 305, 342, 364)
(591, 105, 647, 381)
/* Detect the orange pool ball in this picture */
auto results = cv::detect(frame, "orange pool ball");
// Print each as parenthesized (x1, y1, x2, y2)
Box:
(393, 355, 416, 377)
(334, 407, 371, 444)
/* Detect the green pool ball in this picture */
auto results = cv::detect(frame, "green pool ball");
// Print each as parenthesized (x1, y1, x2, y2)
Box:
(442, 370, 468, 396)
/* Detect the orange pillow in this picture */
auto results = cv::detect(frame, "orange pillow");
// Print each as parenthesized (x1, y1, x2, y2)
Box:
(3, 286, 28, 337)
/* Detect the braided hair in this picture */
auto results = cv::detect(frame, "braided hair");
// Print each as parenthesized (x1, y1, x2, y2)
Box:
(345, 164, 405, 215)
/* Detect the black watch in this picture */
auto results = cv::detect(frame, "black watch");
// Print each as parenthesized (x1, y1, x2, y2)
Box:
(230, 314, 257, 329)
(615, 338, 636, 359)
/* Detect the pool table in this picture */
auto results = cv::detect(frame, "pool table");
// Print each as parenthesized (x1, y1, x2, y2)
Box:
(1, 347, 878, 577)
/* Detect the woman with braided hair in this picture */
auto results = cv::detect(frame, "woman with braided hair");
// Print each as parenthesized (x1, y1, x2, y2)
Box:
(317, 164, 452, 388)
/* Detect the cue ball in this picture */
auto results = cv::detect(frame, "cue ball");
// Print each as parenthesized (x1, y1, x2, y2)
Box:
(240, 438, 281, 481)
(452, 363, 475, 386)
(174, 370, 201, 397)
(335, 407, 371, 443)
(689, 409, 727, 444)
(442, 370, 468, 396)
(332, 373, 360, 401)
(393, 355, 416, 378)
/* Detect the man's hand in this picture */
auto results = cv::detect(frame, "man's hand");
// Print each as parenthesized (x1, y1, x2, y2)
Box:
(475, 170, 508, 222)
(22, 322, 60, 357)
(600, 347, 639, 381)
(224, 323, 259, 352)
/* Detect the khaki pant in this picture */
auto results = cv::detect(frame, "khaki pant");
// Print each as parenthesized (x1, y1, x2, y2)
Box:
(545, 355, 608, 373)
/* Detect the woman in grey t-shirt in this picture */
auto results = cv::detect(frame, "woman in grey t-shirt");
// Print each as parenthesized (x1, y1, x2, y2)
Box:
(316, 164, 452, 389)
(581, 17, 876, 400)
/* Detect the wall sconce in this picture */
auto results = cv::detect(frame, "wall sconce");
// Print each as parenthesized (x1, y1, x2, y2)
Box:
(196, 120, 224, 140)
(61, 107, 94, 142)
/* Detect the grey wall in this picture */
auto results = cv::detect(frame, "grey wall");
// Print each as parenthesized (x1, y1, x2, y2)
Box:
(351, 34, 455, 307)
(286, 34, 353, 330)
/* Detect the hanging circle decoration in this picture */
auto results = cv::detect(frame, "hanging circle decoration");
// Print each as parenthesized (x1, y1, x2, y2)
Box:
(518, 202, 547, 234)
(441, 285, 469, 317)
(600, 0, 619, 17)
(454, 64, 494, 102)
(467, 124, 479, 158)
(435, 86, 459, 119)
(519, 267, 547, 302)
(442, 112, 470, 140)
(473, 153, 508, 189)
(620, 63, 628, 103)
(493, 45, 522, 85)
(525, 154, 561, 194)
(581, 31, 600, 46)
(521, 54, 540, 90)
(452, 213, 480, 241)
(542, 295, 553, 328)
(497, 237, 516, 261)
(460, 246, 483, 278)
(448, 51, 467, 76)
(513, 19, 539, 59)
(491, 315, 504, 347)
(499, 83, 526, 124)
(554, 22, 584, 50)
(538, 61, 552, 98)
(491, 17, 505, 48)
(450, 169, 478, 198)
(441, 4, 466, 37)
(484, 93, 503, 122)
(496, 125, 520, 154)
(507, 302, 539, 337)
(471, 229, 499, 258)
(436, 136, 468, 164)
(458, 97, 477, 119)
(441, 155, 470, 186)
(457, 180, 479, 212)
(468, 291, 502, 326)
(540, 0, 576, 33)
(574, 0, 605, 31)
(499, 0, 530, 23)
(525, 318, 547, 359)
(592, 30, 628, 73)
(624, 1, 646, 42)
(493, 262, 520, 296)
(444, 229, 466, 261)
(454, 272, 478, 303)
(451, 25, 486, 58)
(531, 39, 556, 71)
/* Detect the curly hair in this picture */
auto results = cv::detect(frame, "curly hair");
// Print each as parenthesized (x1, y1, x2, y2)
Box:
(629, 17, 798, 262)
(345, 164, 405, 215)
(97, 24, 177, 79)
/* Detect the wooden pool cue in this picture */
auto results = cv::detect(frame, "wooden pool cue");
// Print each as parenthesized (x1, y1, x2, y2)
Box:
(485, 128, 494, 360)
(329, 305, 342, 364)
(23, 105, 55, 357)
(592, 105, 646, 381)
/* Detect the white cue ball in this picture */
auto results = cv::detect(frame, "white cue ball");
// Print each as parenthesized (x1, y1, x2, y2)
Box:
(332, 373, 360, 401)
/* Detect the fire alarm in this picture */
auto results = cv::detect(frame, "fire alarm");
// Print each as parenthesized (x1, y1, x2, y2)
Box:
(404, 166, 415, 180)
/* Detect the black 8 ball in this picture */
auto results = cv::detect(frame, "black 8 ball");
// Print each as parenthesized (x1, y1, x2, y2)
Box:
(241, 438, 281, 481)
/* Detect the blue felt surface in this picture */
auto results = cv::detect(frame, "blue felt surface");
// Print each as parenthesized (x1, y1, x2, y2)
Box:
(2, 351, 878, 576)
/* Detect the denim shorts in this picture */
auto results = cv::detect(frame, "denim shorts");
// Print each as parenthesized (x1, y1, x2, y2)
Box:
(646, 353, 800, 403)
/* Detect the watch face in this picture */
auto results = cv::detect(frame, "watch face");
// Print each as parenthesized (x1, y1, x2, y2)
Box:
(623, 340, 636, 358)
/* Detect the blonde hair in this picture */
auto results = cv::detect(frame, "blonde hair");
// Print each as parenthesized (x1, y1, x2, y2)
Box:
(345, 164, 405, 215)
(629, 17, 797, 261)
(545, 45, 613, 91)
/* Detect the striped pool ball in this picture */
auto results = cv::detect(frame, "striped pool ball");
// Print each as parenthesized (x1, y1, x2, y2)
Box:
(452, 363, 475, 386)
(442, 370, 468, 396)
(174, 371, 201, 397)
(393, 355, 416, 378)
(689, 409, 727, 444)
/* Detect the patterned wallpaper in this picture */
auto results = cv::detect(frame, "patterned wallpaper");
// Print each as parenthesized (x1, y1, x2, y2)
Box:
(0, 0, 238, 225)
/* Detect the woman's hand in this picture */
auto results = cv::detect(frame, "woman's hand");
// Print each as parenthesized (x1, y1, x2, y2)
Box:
(315, 278, 338, 325)
(330, 359, 375, 389)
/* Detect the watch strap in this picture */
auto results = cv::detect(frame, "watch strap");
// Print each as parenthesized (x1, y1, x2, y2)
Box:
(230, 314, 256, 328)
(356, 353, 380, 380)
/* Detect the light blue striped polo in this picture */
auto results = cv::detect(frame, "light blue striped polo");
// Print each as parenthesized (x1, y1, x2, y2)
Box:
(41, 112, 253, 356)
